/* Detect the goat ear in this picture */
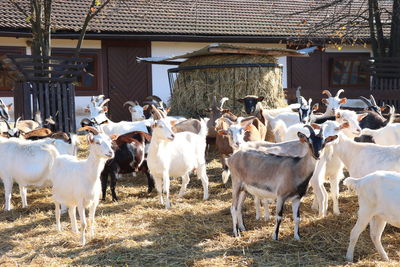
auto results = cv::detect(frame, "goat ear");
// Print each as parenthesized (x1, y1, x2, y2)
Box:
(110, 134, 118, 141)
(339, 98, 347, 104)
(128, 106, 133, 112)
(312, 103, 319, 111)
(358, 113, 368, 121)
(336, 112, 341, 119)
(244, 124, 253, 132)
(151, 122, 157, 128)
(143, 105, 149, 111)
(87, 133, 94, 144)
(6, 104, 13, 111)
(203, 108, 211, 113)
(237, 98, 245, 103)
(380, 106, 386, 111)
(256, 96, 264, 102)
(165, 107, 171, 113)
(324, 135, 338, 143)
(222, 109, 231, 114)
(84, 106, 90, 113)
(297, 132, 308, 143)
(336, 121, 349, 130)
(310, 123, 321, 130)
(217, 129, 227, 135)
(102, 106, 108, 113)
(321, 98, 329, 105)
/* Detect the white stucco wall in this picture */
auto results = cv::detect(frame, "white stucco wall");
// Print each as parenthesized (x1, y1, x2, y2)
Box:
(151, 42, 288, 103)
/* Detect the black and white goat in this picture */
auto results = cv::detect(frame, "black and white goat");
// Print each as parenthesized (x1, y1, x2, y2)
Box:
(101, 131, 153, 201)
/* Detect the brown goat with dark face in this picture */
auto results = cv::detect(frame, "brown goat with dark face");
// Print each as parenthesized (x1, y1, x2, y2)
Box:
(227, 125, 338, 240)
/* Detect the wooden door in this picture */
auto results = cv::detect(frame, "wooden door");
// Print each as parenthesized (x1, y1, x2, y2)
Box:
(106, 44, 151, 122)
(288, 51, 324, 102)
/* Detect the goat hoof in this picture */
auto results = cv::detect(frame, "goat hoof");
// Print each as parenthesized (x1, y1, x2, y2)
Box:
(112, 198, 118, 202)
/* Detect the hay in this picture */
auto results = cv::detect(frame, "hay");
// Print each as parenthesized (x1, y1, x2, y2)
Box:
(169, 55, 287, 118)
(1, 144, 400, 266)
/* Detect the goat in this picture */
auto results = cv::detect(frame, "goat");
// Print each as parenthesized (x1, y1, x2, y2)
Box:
(344, 171, 400, 262)
(0, 136, 56, 210)
(357, 105, 395, 143)
(50, 126, 114, 245)
(360, 106, 398, 145)
(173, 118, 204, 134)
(204, 96, 230, 139)
(86, 97, 151, 136)
(310, 110, 367, 217)
(227, 125, 337, 239)
(124, 101, 146, 121)
(147, 109, 209, 209)
(0, 98, 12, 121)
(320, 89, 347, 116)
(101, 131, 154, 201)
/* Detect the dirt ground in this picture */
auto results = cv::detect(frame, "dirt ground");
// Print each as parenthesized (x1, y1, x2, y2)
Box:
(0, 147, 399, 266)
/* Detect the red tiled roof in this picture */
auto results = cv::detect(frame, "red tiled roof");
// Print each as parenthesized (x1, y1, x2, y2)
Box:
(0, 0, 392, 39)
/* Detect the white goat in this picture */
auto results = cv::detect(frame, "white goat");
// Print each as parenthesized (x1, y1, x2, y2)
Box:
(310, 110, 367, 217)
(360, 107, 399, 146)
(123, 101, 146, 121)
(0, 137, 56, 210)
(50, 126, 114, 245)
(86, 97, 151, 136)
(147, 117, 209, 209)
(344, 171, 400, 262)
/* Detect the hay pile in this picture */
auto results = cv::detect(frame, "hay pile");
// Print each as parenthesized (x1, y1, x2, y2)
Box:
(169, 55, 287, 118)
(2, 142, 400, 266)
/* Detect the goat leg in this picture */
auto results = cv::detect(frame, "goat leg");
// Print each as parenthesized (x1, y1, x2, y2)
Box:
(110, 172, 118, 202)
(100, 172, 108, 201)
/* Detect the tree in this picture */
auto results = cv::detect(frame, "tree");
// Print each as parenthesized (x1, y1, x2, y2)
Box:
(8, 0, 113, 59)
(288, 0, 399, 58)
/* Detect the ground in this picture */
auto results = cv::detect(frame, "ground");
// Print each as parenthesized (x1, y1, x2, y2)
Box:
(0, 143, 400, 266)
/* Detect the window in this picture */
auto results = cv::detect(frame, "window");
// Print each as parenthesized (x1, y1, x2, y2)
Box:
(0, 46, 25, 96)
(330, 57, 369, 87)
(52, 49, 102, 95)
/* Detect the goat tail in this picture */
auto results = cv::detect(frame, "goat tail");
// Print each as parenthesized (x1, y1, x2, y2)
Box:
(222, 157, 230, 184)
(41, 144, 59, 179)
(343, 177, 360, 191)
(272, 119, 287, 142)
(199, 118, 208, 139)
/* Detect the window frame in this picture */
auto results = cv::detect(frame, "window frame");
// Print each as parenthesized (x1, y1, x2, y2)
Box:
(0, 46, 25, 97)
(328, 53, 370, 89)
(51, 48, 102, 96)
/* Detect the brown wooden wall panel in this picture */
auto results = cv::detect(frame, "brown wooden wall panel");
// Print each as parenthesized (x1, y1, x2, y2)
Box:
(105, 42, 151, 122)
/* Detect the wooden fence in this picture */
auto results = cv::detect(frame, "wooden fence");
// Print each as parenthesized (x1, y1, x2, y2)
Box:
(1, 55, 90, 132)
(370, 57, 400, 109)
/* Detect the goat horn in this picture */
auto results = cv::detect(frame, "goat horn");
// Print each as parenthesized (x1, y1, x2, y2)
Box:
(336, 89, 344, 98)
(220, 97, 229, 109)
(123, 101, 137, 107)
(322, 90, 332, 97)
(359, 96, 372, 107)
(223, 117, 234, 126)
(370, 95, 377, 106)
(77, 126, 99, 135)
(3, 120, 11, 130)
(145, 95, 163, 103)
(212, 96, 217, 108)
(95, 95, 105, 102)
(241, 116, 256, 123)
(14, 117, 21, 129)
(150, 104, 164, 120)
(99, 98, 110, 108)
(304, 125, 316, 137)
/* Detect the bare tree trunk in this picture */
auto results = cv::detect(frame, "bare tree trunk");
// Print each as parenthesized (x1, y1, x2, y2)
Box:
(372, 0, 386, 57)
(389, 0, 400, 57)
(368, 0, 379, 57)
